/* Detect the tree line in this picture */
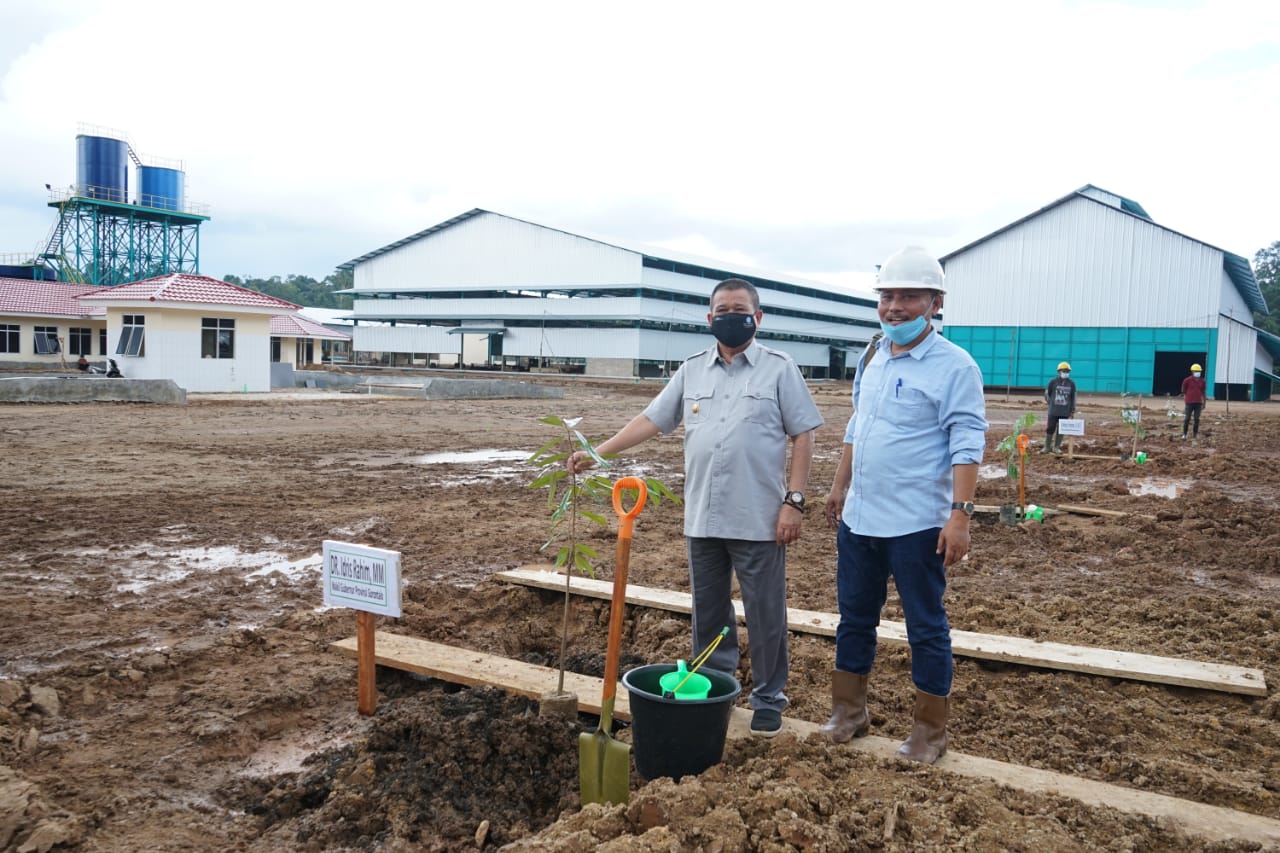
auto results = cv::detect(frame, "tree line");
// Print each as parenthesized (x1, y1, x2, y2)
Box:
(1254, 241, 1280, 336)
(222, 270, 354, 310)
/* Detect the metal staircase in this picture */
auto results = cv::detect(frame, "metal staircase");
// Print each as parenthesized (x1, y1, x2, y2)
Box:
(35, 195, 77, 282)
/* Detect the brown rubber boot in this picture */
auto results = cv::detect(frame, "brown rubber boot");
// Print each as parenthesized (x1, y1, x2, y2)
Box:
(897, 689, 948, 764)
(818, 669, 870, 743)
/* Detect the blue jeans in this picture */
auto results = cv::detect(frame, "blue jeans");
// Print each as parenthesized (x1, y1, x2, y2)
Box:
(835, 523, 953, 696)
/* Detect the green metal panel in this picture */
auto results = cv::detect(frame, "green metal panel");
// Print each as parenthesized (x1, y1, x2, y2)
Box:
(944, 325, 1218, 395)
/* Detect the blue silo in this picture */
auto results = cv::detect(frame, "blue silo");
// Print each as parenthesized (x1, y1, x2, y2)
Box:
(137, 165, 185, 211)
(75, 134, 129, 203)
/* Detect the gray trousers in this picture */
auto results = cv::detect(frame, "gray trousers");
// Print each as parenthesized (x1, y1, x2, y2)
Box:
(686, 537, 789, 712)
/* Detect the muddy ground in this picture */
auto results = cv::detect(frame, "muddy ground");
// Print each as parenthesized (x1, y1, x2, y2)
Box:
(1, 377, 1278, 852)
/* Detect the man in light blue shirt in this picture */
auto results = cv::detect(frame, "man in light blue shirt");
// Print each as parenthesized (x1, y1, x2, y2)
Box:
(821, 246, 987, 764)
(571, 278, 823, 737)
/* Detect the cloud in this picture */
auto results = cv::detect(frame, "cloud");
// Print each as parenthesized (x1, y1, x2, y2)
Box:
(1, 0, 1278, 283)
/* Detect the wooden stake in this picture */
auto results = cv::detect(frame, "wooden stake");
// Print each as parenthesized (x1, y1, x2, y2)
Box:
(357, 610, 377, 715)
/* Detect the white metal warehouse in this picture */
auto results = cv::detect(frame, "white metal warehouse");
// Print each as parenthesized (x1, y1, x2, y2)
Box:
(939, 185, 1277, 401)
(339, 209, 879, 379)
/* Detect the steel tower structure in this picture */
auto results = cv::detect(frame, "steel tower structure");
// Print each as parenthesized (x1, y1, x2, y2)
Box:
(39, 127, 210, 286)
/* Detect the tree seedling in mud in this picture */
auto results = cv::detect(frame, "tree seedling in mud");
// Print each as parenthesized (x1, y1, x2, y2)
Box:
(527, 415, 680, 719)
(1120, 395, 1147, 463)
(994, 412, 1037, 524)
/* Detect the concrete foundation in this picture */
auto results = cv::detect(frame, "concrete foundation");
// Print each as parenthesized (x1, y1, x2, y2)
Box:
(0, 376, 187, 404)
(295, 370, 563, 400)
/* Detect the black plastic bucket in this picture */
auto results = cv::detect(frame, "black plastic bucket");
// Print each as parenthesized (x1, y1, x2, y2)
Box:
(622, 663, 742, 781)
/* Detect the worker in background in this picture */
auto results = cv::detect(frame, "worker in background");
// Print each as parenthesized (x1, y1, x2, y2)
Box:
(1043, 362, 1077, 454)
(569, 277, 823, 738)
(1181, 363, 1207, 439)
(821, 246, 987, 764)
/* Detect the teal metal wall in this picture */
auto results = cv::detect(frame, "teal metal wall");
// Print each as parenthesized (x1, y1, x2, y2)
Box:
(944, 325, 1216, 395)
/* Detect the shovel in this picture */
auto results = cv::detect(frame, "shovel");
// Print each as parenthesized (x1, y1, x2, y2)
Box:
(579, 475, 648, 806)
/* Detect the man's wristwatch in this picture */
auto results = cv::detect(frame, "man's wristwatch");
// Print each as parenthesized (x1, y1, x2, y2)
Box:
(951, 501, 975, 517)
(783, 491, 806, 512)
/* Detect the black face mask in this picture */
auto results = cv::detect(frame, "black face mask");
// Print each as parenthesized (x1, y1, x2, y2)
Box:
(711, 312, 757, 348)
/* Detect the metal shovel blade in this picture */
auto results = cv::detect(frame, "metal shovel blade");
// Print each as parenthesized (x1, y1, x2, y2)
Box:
(578, 718, 631, 806)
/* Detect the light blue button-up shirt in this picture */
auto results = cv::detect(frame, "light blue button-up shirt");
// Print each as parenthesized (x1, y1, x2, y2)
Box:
(841, 331, 987, 537)
(645, 340, 824, 541)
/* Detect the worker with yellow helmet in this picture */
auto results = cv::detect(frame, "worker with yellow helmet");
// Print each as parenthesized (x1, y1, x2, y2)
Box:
(1180, 362, 1207, 439)
(1043, 361, 1077, 453)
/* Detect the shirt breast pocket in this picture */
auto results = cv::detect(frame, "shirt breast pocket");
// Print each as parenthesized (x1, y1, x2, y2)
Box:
(744, 388, 780, 426)
(684, 388, 714, 425)
(885, 388, 929, 426)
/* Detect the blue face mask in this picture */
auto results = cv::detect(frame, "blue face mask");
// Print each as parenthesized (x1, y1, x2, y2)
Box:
(879, 315, 929, 346)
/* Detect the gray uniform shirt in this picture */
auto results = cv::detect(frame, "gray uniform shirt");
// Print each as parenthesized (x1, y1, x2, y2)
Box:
(643, 340, 823, 541)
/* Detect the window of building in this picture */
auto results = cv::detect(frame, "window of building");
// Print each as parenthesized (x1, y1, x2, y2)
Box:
(0, 324, 18, 353)
(98, 328, 107, 356)
(116, 315, 145, 356)
(68, 327, 93, 356)
(33, 326, 60, 354)
(201, 317, 235, 359)
(271, 337, 281, 363)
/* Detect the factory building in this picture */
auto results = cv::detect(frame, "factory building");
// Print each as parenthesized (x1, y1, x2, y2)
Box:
(339, 209, 880, 378)
(939, 185, 1276, 401)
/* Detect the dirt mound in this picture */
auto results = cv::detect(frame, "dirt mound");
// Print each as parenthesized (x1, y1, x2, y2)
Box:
(232, 685, 579, 851)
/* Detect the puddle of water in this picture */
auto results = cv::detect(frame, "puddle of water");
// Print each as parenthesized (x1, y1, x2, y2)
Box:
(414, 449, 529, 465)
(245, 554, 322, 584)
(118, 566, 196, 594)
(240, 729, 357, 777)
(979, 464, 1011, 480)
(113, 545, 318, 594)
(1127, 477, 1191, 499)
(409, 449, 533, 486)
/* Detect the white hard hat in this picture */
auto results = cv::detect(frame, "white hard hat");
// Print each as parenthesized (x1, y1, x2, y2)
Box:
(876, 246, 945, 294)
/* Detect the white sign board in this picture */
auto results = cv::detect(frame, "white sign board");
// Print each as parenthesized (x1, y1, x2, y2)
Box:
(1057, 418, 1085, 436)
(1122, 409, 1141, 423)
(322, 540, 402, 617)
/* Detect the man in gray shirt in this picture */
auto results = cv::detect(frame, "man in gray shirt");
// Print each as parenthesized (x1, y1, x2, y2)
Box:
(570, 278, 823, 737)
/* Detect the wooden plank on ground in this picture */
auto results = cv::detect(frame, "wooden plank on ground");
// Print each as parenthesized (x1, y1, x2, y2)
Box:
(974, 504, 1063, 516)
(330, 633, 1280, 848)
(498, 567, 1266, 696)
(1050, 503, 1148, 519)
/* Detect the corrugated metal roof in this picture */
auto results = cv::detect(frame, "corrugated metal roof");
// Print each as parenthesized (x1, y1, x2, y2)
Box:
(940, 185, 1267, 316)
(0, 278, 104, 317)
(339, 208, 873, 302)
(1223, 252, 1267, 316)
(270, 314, 351, 340)
(78, 273, 301, 310)
(1252, 325, 1280, 360)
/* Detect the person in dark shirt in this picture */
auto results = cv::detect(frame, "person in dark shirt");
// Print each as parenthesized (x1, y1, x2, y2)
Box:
(1043, 362, 1077, 454)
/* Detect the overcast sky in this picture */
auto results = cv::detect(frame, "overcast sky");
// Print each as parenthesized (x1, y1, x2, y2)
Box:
(0, 0, 1276, 293)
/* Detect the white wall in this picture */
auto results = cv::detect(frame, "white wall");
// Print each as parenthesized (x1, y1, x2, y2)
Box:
(1215, 317, 1260, 385)
(355, 212, 642, 292)
(944, 196, 1224, 328)
(0, 317, 106, 364)
(107, 308, 272, 392)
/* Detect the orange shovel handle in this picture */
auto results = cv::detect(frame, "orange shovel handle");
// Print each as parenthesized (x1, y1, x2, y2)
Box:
(600, 477, 648, 716)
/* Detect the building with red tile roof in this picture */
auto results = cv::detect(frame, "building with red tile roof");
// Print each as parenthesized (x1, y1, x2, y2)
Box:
(2, 274, 345, 392)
